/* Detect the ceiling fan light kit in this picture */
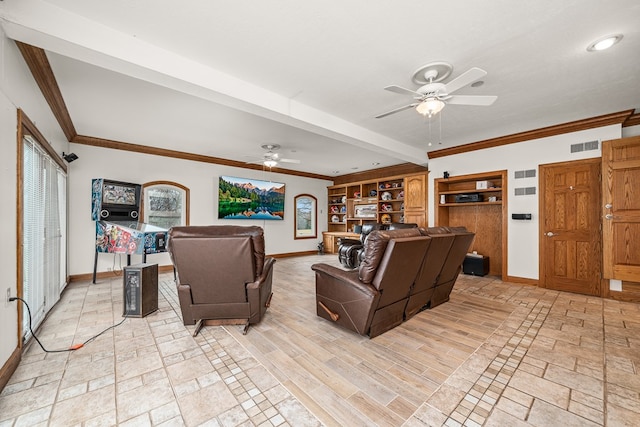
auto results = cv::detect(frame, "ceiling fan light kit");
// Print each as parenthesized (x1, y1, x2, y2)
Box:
(416, 97, 445, 117)
(376, 61, 497, 119)
(251, 143, 301, 168)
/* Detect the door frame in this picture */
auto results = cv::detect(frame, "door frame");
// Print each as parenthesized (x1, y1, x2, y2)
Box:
(538, 157, 602, 294)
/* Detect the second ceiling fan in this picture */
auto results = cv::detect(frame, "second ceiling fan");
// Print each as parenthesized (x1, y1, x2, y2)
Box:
(376, 62, 497, 119)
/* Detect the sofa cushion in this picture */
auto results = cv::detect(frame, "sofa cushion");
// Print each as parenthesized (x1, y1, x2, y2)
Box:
(358, 228, 422, 284)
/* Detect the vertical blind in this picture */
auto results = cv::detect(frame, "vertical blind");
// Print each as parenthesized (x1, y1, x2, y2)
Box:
(22, 135, 67, 337)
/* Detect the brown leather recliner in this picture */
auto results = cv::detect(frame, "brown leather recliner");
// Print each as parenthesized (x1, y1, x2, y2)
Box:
(167, 225, 275, 336)
(403, 226, 475, 318)
(337, 223, 418, 269)
(430, 227, 475, 308)
(312, 228, 430, 338)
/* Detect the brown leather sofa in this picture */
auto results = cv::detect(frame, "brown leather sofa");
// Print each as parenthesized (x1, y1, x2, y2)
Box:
(312, 226, 474, 337)
(337, 222, 418, 269)
(167, 225, 275, 336)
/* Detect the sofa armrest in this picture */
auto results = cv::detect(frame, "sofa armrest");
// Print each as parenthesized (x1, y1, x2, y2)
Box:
(311, 263, 379, 335)
(247, 257, 275, 323)
(338, 238, 362, 246)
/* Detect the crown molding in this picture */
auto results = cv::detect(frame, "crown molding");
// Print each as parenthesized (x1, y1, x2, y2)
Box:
(428, 109, 635, 159)
(623, 112, 640, 128)
(72, 135, 333, 181)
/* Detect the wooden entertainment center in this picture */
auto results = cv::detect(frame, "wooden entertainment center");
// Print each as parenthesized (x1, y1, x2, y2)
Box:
(326, 172, 428, 235)
(434, 170, 507, 277)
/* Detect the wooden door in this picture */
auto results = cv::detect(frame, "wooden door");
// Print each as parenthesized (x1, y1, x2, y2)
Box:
(602, 136, 640, 281)
(540, 159, 601, 295)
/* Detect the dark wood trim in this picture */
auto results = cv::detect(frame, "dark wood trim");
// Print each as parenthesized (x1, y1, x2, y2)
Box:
(15, 110, 24, 350)
(15, 42, 77, 142)
(268, 250, 319, 258)
(333, 163, 428, 185)
(72, 135, 333, 181)
(141, 181, 191, 226)
(19, 109, 67, 172)
(428, 110, 635, 159)
(623, 112, 640, 128)
(505, 276, 538, 286)
(0, 346, 21, 392)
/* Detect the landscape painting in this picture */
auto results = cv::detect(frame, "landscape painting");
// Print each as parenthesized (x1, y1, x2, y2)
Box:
(218, 176, 285, 220)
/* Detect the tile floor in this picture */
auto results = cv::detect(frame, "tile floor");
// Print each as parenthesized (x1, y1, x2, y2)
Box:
(0, 255, 639, 426)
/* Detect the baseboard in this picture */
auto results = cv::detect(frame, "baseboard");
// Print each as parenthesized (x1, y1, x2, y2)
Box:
(69, 264, 175, 283)
(0, 346, 21, 393)
(504, 275, 539, 286)
(268, 250, 320, 259)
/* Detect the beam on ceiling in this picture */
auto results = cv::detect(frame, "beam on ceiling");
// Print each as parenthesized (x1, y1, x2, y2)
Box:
(0, 0, 427, 165)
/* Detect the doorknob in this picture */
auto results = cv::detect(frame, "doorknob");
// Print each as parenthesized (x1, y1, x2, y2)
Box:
(545, 232, 557, 237)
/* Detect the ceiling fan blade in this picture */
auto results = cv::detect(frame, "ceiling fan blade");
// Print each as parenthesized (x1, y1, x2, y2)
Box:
(280, 158, 301, 164)
(375, 103, 419, 118)
(384, 85, 421, 96)
(444, 67, 487, 94)
(446, 95, 497, 106)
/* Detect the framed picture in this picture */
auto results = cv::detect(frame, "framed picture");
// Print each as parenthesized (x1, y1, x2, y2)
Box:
(218, 176, 285, 220)
(294, 194, 317, 239)
(354, 203, 377, 218)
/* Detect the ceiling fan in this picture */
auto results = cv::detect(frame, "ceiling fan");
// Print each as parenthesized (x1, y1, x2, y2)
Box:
(376, 62, 497, 119)
(248, 144, 301, 168)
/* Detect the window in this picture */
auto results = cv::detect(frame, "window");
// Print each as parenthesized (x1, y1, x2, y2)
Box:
(19, 110, 67, 339)
(142, 181, 189, 228)
(294, 194, 317, 239)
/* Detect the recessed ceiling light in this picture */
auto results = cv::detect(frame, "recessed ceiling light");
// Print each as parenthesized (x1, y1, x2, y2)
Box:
(351, 167, 359, 170)
(333, 170, 340, 174)
(587, 34, 623, 52)
(372, 162, 380, 166)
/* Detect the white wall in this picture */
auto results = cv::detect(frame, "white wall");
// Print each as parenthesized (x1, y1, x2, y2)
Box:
(0, 28, 68, 372)
(427, 125, 622, 280)
(67, 143, 331, 276)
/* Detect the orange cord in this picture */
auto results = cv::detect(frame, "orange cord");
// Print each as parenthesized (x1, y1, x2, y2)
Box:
(70, 343, 84, 350)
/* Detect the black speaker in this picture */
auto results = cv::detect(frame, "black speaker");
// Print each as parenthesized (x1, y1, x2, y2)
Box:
(463, 255, 490, 276)
(123, 263, 158, 317)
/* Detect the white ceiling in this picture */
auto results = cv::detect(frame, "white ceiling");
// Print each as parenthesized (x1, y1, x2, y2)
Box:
(1, 0, 639, 177)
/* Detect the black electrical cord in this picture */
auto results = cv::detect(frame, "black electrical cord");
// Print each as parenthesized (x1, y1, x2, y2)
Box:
(10, 292, 129, 352)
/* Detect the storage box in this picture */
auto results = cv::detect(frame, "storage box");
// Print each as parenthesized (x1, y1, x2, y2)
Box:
(463, 255, 489, 276)
(475, 180, 494, 189)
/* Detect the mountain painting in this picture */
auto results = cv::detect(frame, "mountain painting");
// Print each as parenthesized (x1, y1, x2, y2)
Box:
(218, 176, 285, 220)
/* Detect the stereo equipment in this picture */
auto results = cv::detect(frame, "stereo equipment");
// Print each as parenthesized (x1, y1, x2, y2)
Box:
(123, 263, 158, 317)
(455, 193, 482, 203)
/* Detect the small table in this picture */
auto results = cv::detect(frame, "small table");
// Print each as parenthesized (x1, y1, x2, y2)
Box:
(322, 231, 360, 254)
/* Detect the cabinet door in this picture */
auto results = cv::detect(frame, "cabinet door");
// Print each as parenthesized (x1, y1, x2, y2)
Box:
(404, 174, 426, 211)
(404, 211, 426, 227)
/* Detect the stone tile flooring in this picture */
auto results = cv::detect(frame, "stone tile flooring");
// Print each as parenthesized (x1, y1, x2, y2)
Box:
(1, 256, 639, 426)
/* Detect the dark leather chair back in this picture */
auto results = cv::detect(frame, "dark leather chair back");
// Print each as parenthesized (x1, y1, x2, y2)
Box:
(167, 225, 274, 334)
(431, 229, 475, 307)
(404, 231, 455, 319)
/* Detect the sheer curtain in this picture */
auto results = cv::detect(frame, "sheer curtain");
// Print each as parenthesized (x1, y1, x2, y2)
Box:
(22, 135, 67, 336)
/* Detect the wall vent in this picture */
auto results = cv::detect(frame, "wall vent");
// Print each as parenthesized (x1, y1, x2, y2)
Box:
(515, 186, 536, 196)
(515, 169, 536, 179)
(571, 140, 599, 153)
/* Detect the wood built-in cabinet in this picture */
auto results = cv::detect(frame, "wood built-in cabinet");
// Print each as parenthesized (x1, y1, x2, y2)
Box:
(434, 170, 507, 278)
(327, 172, 427, 233)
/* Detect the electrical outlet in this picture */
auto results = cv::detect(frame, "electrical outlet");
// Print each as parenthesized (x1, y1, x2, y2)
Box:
(5, 288, 10, 306)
